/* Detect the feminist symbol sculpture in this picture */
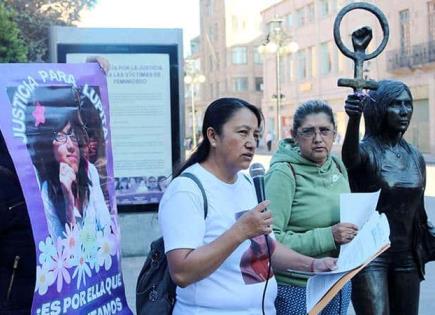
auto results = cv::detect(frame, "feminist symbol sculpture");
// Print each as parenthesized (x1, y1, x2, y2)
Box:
(333, 2, 389, 92)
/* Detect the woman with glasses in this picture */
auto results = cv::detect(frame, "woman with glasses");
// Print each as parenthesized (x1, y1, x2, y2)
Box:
(25, 86, 111, 240)
(265, 100, 357, 315)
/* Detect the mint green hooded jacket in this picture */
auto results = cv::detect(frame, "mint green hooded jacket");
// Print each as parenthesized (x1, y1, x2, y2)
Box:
(265, 138, 350, 287)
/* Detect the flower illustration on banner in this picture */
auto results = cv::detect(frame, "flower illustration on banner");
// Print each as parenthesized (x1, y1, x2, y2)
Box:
(38, 236, 56, 265)
(97, 225, 117, 271)
(35, 264, 55, 295)
(63, 223, 80, 258)
(32, 101, 46, 127)
(36, 215, 120, 292)
(86, 250, 100, 273)
(80, 220, 98, 257)
(51, 238, 71, 292)
(72, 248, 92, 289)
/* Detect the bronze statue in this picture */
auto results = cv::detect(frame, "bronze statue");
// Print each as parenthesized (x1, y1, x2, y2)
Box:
(334, 3, 433, 313)
(342, 28, 428, 315)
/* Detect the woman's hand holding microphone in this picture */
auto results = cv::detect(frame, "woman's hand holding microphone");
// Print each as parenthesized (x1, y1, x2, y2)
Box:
(232, 200, 272, 242)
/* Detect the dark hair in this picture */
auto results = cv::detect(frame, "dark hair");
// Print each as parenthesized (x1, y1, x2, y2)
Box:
(25, 86, 90, 226)
(158, 175, 167, 182)
(363, 80, 412, 138)
(293, 99, 336, 132)
(175, 97, 263, 177)
(79, 91, 106, 164)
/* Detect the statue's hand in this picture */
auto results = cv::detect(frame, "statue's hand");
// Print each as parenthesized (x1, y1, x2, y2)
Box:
(345, 93, 364, 119)
(352, 26, 373, 52)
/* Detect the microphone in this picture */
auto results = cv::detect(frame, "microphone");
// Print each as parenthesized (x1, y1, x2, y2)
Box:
(249, 163, 266, 204)
(249, 162, 272, 314)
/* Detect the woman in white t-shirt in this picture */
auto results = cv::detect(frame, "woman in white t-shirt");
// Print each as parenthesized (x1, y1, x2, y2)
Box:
(159, 98, 337, 315)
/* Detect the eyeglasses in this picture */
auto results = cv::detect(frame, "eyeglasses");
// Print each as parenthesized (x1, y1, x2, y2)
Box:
(297, 127, 335, 139)
(54, 130, 78, 144)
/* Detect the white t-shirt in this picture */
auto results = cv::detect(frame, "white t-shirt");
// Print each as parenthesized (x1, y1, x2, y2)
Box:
(159, 163, 277, 315)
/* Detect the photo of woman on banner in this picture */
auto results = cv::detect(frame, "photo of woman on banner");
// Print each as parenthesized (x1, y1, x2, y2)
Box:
(25, 85, 111, 240)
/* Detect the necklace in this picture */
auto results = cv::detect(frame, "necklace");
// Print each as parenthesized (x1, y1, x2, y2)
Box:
(384, 144, 402, 158)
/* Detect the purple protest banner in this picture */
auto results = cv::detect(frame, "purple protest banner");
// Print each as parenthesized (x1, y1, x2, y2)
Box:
(0, 63, 133, 315)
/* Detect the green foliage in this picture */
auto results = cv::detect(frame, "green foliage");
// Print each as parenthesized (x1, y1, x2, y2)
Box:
(4, 0, 97, 61)
(0, 3, 27, 62)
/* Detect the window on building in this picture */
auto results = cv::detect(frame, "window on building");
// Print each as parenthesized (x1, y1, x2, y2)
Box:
(232, 47, 248, 64)
(287, 57, 293, 81)
(309, 46, 317, 78)
(216, 53, 220, 70)
(320, 41, 332, 75)
(306, 46, 313, 78)
(208, 0, 213, 16)
(400, 9, 411, 54)
(209, 55, 213, 71)
(208, 25, 214, 42)
(254, 49, 263, 64)
(216, 82, 220, 97)
(319, 0, 330, 18)
(242, 20, 247, 30)
(307, 3, 315, 23)
(286, 13, 293, 28)
(214, 23, 219, 41)
(296, 50, 307, 80)
(295, 8, 305, 27)
(255, 77, 263, 91)
(429, 1, 435, 41)
(232, 16, 238, 32)
(233, 77, 249, 91)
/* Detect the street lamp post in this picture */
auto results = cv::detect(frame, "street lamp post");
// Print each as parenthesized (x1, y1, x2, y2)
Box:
(184, 60, 206, 148)
(258, 18, 298, 142)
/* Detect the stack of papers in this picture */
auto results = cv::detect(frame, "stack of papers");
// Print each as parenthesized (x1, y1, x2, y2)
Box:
(288, 190, 391, 314)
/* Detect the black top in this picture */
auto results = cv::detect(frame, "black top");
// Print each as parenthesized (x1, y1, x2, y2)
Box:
(0, 142, 36, 313)
(348, 138, 425, 253)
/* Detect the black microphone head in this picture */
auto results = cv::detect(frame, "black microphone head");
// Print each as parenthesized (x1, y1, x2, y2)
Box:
(249, 163, 265, 178)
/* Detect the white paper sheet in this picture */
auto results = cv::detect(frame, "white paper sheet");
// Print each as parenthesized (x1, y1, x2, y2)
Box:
(340, 190, 381, 228)
(303, 191, 391, 314)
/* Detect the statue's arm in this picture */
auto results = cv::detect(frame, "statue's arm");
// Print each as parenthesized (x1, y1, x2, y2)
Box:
(419, 151, 427, 192)
(342, 94, 365, 169)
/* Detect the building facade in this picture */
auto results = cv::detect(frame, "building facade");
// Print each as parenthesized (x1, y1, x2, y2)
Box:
(261, 0, 435, 155)
(184, 36, 204, 143)
(190, 0, 276, 136)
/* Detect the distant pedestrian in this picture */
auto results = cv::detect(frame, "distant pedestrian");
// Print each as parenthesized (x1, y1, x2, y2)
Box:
(266, 132, 273, 152)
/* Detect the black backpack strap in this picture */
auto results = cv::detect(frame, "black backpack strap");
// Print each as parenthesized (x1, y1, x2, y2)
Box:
(287, 163, 296, 178)
(179, 172, 208, 219)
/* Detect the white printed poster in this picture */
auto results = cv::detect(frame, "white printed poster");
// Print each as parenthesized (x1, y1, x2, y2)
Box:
(67, 53, 172, 205)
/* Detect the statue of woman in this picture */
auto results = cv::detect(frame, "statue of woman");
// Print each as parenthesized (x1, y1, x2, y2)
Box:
(342, 77, 430, 314)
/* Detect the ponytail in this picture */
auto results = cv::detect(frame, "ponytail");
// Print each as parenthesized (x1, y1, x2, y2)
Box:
(173, 97, 263, 178)
(174, 140, 210, 177)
